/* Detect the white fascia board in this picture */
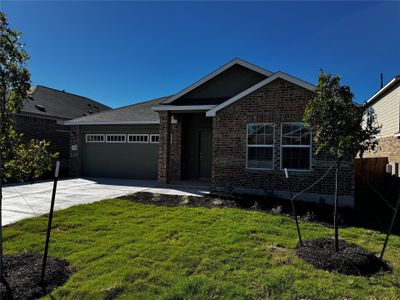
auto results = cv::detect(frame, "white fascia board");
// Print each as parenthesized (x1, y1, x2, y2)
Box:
(152, 105, 216, 112)
(206, 71, 316, 117)
(64, 120, 160, 126)
(365, 77, 400, 106)
(162, 58, 273, 104)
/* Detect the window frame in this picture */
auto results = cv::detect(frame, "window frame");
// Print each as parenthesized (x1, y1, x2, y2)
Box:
(246, 123, 275, 171)
(127, 134, 149, 144)
(85, 134, 105, 143)
(150, 134, 160, 144)
(105, 134, 127, 144)
(280, 122, 312, 172)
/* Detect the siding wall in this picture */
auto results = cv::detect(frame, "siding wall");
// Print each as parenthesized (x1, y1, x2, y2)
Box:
(370, 85, 400, 138)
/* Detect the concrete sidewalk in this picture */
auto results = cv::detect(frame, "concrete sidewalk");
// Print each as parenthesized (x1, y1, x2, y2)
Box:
(2, 177, 208, 225)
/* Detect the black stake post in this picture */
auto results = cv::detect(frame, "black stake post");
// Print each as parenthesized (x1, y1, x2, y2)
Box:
(40, 161, 60, 286)
(284, 168, 303, 246)
(380, 194, 400, 260)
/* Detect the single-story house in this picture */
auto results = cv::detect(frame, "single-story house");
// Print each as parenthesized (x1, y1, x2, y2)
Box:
(65, 58, 354, 206)
(363, 76, 400, 167)
(15, 85, 110, 174)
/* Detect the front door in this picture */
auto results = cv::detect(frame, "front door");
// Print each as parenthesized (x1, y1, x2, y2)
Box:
(198, 130, 212, 179)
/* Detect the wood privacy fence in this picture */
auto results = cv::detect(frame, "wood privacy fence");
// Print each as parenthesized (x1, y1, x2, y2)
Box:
(355, 157, 389, 189)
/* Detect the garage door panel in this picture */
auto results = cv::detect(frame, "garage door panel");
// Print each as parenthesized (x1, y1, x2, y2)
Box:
(82, 143, 159, 179)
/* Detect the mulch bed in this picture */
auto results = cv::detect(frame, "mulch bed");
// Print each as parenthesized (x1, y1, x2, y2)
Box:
(296, 238, 391, 276)
(0, 253, 72, 300)
(119, 192, 239, 209)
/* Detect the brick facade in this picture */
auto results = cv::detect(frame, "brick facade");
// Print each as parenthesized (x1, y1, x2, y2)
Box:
(169, 120, 182, 181)
(14, 113, 71, 175)
(211, 79, 354, 206)
(69, 125, 80, 176)
(363, 136, 400, 164)
(158, 111, 171, 184)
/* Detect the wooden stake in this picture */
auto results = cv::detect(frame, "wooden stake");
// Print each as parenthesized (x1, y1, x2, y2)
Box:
(285, 168, 303, 246)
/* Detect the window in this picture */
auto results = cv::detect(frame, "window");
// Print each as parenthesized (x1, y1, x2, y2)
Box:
(106, 134, 126, 143)
(127, 134, 149, 143)
(246, 123, 274, 170)
(281, 123, 311, 171)
(86, 134, 105, 143)
(150, 134, 160, 144)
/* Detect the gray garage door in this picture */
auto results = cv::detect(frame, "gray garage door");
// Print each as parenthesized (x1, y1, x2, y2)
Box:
(81, 132, 159, 179)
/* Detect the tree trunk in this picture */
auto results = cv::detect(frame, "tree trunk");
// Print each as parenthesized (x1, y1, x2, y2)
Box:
(333, 158, 342, 252)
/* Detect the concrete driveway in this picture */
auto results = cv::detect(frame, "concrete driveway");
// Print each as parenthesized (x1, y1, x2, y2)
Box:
(2, 178, 208, 225)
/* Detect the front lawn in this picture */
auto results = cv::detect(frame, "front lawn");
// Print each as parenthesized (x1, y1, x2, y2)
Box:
(3, 197, 400, 299)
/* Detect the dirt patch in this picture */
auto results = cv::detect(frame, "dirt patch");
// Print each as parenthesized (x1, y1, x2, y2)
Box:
(0, 253, 72, 299)
(119, 192, 238, 209)
(296, 238, 390, 276)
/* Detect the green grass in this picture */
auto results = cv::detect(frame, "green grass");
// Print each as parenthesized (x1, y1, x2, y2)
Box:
(4, 198, 400, 299)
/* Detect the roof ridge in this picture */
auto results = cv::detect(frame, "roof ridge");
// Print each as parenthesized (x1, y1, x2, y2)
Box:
(104, 95, 172, 113)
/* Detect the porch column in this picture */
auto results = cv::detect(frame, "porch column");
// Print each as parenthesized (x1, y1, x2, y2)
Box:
(158, 111, 171, 184)
(169, 119, 182, 181)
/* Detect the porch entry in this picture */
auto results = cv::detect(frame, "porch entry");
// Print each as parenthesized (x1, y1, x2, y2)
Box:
(181, 114, 213, 180)
(198, 130, 212, 179)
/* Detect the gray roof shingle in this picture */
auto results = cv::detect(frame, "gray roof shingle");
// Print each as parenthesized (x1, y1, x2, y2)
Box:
(22, 85, 110, 120)
(65, 96, 169, 125)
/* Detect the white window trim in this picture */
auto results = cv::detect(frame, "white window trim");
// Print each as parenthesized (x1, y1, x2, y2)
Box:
(280, 122, 312, 172)
(106, 134, 126, 143)
(150, 134, 160, 144)
(127, 134, 149, 144)
(246, 123, 274, 171)
(85, 134, 105, 143)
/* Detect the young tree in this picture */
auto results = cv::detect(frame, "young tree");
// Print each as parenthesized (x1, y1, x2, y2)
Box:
(0, 12, 57, 284)
(303, 71, 380, 252)
(6, 138, 58, 183)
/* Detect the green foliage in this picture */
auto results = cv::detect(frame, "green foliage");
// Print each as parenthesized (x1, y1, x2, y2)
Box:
(4, 199, 400, 299)
(0, 12, 30, 120)
(0, 12, 57, 182)
(303, 71, 381, 159)
(5, 139, 59, 182)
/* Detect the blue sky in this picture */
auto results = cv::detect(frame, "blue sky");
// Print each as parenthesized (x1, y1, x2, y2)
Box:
(2, 1, 400, 107)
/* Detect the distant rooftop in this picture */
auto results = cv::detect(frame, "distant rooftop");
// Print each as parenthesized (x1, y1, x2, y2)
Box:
(22, 85, 111, 120)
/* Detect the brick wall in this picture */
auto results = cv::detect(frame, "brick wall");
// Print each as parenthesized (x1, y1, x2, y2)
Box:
(14, 113, 70, 174)
(363, 136, 400, 164)
(158, 111, 171, 184)
(169, 121, 182, 181)
(69, 125, 80, 176)
(212, 78, 354, 206)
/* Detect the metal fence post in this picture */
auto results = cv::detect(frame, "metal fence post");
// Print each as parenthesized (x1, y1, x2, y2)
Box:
(40, 161, 60, 285)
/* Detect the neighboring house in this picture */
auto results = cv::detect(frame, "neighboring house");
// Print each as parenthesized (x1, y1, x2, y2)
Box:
(363, 76, 400, 165)
(66, 58, 354, 206)
(15, 85, 110, 175)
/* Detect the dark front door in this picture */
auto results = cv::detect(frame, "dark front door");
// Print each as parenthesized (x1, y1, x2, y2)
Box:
(198, 130, 212, 179)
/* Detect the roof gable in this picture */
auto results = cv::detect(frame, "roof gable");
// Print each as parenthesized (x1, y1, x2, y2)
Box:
(206, 71, 316, 117)
(365, 76, 400, 107)
(162, 58, 273, 105)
